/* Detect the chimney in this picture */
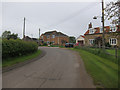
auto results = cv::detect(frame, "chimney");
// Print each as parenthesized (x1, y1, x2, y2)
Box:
(88, 22, 92, 29)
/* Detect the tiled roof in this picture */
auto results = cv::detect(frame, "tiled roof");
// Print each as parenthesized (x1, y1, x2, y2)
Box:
(42, 30, 68, 37)
(84, 30, 89, 35)
(84, 25, 120, 35)
(81, 35, 85, 38)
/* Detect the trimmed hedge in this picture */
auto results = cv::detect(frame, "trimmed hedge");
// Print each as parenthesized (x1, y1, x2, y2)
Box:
(2, 39, 38, 59)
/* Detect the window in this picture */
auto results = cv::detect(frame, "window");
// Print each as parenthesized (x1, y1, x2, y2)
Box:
(52, 41, 55, 43)
(100, 27, 103, 33)
(47, 35, 49, 38)
(89, 28, 95, 34)
(109, 38, 117, 45)
(41, 36, 43, 39)
(52, 35, 55, 38)
(89, 39, 94, 45)
(110, 26, 117, 32)
(47, 41, 50, 44)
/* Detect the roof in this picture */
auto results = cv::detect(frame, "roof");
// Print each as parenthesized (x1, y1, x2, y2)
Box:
(84, 30, 89, 35)
(84, 25, 120, 35)
(81, 35, 85, 38)
(42, 30, 68, 37)
(76, 35, 85, 39)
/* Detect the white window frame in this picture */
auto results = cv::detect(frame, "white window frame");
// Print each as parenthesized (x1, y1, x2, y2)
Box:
(52, 35, 55, 38)
(89, 39, 94, 45)
(89, 28, 95, 34)
(110, 26, 117, 32)
(100, 27, 103, 33)
(109, 38, 117, 45)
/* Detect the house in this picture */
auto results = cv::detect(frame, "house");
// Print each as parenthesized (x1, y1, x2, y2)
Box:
(23, 36, 39, 44)
(76, 35, 85, 46)
(84, 23, 120, 47)
(40, 30, 69, 46)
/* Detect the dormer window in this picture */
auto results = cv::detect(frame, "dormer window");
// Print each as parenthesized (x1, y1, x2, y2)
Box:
(110, 26, 117, 32)
(100, 27, 103, 33)
(89, 28, 95, 34)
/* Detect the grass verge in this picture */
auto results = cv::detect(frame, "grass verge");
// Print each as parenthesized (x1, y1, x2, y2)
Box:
(2, 50, 41, 67)
(71, 48, 118, 88)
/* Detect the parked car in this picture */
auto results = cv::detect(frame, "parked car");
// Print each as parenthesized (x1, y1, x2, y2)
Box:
(65, 43, 74, 48)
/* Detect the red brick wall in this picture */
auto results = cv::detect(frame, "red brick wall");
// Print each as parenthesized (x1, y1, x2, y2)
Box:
(40, 33, 69, 46)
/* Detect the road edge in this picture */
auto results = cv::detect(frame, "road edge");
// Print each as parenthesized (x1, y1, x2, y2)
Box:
(2, 49, 46, 73)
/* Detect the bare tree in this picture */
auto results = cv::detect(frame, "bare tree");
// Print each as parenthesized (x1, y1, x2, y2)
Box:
(105, 0, 120, 25)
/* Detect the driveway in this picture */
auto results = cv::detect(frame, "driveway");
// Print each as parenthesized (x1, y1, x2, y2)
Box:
(3, 47, 95, 88)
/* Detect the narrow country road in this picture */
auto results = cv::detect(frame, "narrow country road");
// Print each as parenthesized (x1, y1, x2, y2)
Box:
(3, 47, 95, 88)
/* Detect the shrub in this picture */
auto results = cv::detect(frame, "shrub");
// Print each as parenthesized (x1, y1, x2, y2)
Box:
(2, 39, 38, 59)
(43, 42, 47, 46)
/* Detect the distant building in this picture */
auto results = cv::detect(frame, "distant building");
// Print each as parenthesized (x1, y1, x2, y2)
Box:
(76, 35, 85, 46)
(23, 36, 39, 44)
(84, 23, 120, 47)
(40, 30, 69, 46)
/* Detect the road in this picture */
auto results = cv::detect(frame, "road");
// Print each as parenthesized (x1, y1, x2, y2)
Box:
(3, 47, 95, 88)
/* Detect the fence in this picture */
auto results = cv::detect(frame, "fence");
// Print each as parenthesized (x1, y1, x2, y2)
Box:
(74, 46, 120, 64)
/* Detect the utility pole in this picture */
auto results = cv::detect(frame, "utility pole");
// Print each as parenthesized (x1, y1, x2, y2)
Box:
(118, 1, 120, 25)
(23, 17, 26, 39)
(39, 28, 40, 45)
(58, 32, 60, 46)
(102, 0, 105, 49)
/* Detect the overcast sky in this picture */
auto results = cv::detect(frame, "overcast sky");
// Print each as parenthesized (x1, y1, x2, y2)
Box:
(1, 0, 114, 38)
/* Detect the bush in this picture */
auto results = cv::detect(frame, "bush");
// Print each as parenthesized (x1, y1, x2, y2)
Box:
(2, 39, 38, 59)
(105, 42, 111, 47)
(43, 42, 47, 46)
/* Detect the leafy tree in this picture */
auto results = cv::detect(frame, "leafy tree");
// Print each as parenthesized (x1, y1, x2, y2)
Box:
(69, 36, 76, 43)
(2, 31, 18, 40)
(2, 31, 11, 38)
(8, 33, 18, 40)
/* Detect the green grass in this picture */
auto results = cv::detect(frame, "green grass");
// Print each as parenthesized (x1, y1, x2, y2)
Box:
(2, 50, 41, 67)
(71, 48, 118, 88)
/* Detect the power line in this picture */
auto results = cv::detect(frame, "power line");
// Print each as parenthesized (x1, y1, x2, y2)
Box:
(49, 2, 100, 28)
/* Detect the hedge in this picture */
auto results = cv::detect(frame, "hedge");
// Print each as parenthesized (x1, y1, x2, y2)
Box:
(2, 39, 38, 59)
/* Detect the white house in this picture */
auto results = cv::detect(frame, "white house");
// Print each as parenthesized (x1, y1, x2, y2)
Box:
(76, 35, 85, 46)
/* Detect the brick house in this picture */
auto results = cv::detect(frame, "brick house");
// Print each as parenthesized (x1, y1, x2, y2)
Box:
(76, 35, 85, 46)
(84, 23, 120, 47)
(40, 31, 69, 46)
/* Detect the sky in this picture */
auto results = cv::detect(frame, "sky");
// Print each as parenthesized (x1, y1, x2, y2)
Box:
(1, 0, 114, 39)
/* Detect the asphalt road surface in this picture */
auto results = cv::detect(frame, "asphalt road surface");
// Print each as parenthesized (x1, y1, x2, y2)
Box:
(3, 47, 95, 88)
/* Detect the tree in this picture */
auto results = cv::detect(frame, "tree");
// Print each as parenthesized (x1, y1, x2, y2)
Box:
(94, 36, 102, 48)
(69, 36, 76, 43)
(2, 31, 18, 40)
(105, 0, 120, 25)
(8, 33, 18, 40)
(2, 31, 11, 38)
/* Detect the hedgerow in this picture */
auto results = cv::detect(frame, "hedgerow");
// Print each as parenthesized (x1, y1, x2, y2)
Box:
(2, 39, 38, 59)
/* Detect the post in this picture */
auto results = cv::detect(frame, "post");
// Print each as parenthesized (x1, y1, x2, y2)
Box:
(118, 1, 120, 25)
(39, 28, 40, 45)
(23, 17, 26, 39)
(102, 0, 105, 49)
(58, 32, 60, 45)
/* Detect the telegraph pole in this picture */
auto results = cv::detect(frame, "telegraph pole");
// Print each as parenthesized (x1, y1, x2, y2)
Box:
(23, 17, 26, 39)
(39, 28, 40, 45)
(102, 0, 105, 49)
